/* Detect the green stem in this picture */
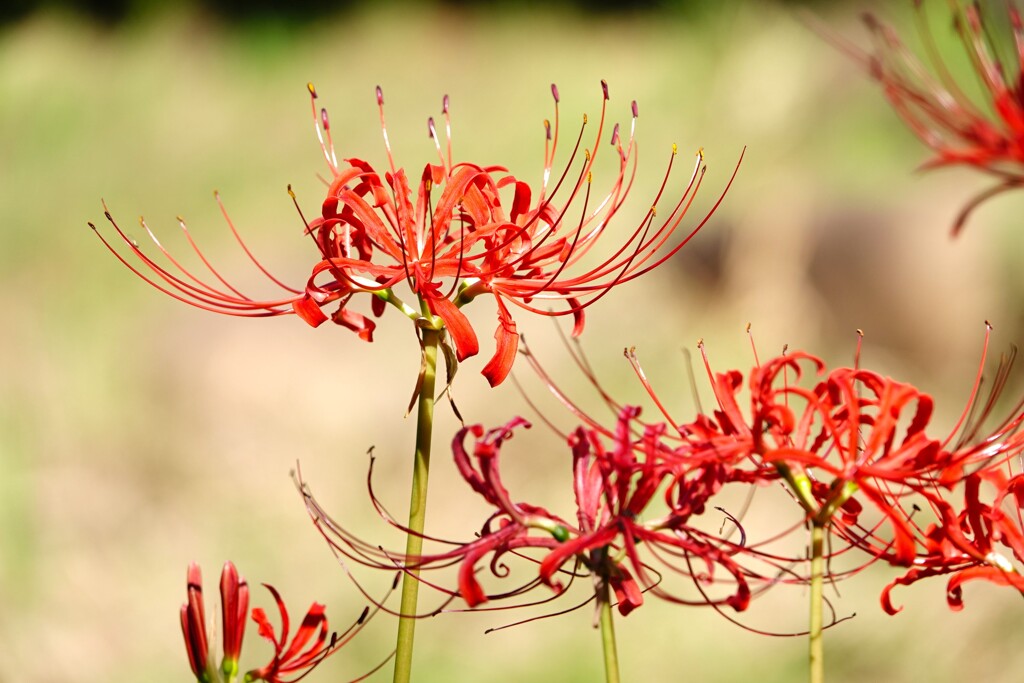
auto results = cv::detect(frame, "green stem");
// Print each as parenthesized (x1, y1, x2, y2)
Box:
(598, 581, 621, 683)
(392, 327, 440, 683)
(809, 520, 826, 683)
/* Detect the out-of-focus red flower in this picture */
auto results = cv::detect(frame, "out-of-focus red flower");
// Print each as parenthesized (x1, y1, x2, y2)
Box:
(93, 81, 739, 386)
(179, 561, 372, 683)
(302, 407, 791, 619)
(852, 1, 1024, 233)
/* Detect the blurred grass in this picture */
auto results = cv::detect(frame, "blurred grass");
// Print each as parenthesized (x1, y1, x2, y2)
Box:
(2, 2, 1024, 682)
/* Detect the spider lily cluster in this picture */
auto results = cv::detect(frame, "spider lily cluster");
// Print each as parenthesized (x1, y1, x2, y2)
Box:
(298, 327, 1024, 632)
(92, 2, 1024, 678)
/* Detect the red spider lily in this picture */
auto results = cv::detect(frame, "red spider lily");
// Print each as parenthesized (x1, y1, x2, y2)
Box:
(92, 81, 740, 386)
(301, 407, 795, 620)
(247, 585, 339, 683)
(881, 469, 1024, 614)
(179, 561, 376, 683)
(685, 327, 1024, 571)
(848, 1, 1024, 233)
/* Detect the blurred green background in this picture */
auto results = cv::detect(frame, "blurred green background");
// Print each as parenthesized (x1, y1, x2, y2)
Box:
(3, 1, 1024, 681)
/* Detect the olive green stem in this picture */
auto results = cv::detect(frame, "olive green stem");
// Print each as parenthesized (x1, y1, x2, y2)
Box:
(809, 520, 826, 683)
(392, 326, 440, 683)
(598, 580, 621, 683)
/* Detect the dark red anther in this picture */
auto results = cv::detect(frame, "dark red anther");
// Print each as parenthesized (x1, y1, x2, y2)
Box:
(611, 123, 620, 146)
(601, 79, 609, 100)
(428, 116, 436, 138)
(376, 85, 384, 105)
(631, 100, 638, 118)
(551, 83, 560, 103)
(321, 108, 330, 130)
(443, 94, 450, 114)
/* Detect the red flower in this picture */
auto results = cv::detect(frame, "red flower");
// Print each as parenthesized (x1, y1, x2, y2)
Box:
(93, 81, 739, 386)
(881, 470, 1024, 614)
(853, 2, 1024, 233)
(302, 407, 790, 619)
(689, 327, 1024, 572)
(246, 585, 336, 683)
(179, 561, 372, 683)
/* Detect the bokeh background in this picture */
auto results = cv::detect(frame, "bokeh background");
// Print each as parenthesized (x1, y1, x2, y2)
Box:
(3, 0, 1024, 681)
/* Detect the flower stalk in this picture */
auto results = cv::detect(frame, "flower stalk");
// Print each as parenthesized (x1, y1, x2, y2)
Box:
(809, 520, 826, 683)
(393, 324, 440, 683)
(598, 576, 621, 683)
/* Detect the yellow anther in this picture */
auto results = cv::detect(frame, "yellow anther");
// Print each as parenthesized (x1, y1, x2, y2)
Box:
(584, 149, 591, 161)
(583, 113, 588, 125)
(307, 82, 317, 97)
(587, 171, 592, 183)
(650, 206, 657, 217)
(672, 143, 678, 155)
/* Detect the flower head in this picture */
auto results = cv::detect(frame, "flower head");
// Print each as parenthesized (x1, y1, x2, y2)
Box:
(93, 82, 739, 386)
(246, 584, 339, 683)
(680, 326, 1024, 577)
(302, 407, 792, 621)
(853, 1, 1024, 233)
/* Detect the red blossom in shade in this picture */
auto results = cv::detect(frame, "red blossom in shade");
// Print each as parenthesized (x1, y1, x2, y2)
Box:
(92, 81, 740, 386)
(881, 469, 1024, 614)
(301, 407, 796, 620)
(848, 1, 1024, 233)
(179, 561, 376, 683)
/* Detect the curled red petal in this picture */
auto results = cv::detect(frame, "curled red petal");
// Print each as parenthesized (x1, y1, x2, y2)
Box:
(292, 297, 329, 327)
(331, 304, 376, 342)
(481, 296, 519, 387)
(427, 294, 479, 361)
(611, 566, 644, 616)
